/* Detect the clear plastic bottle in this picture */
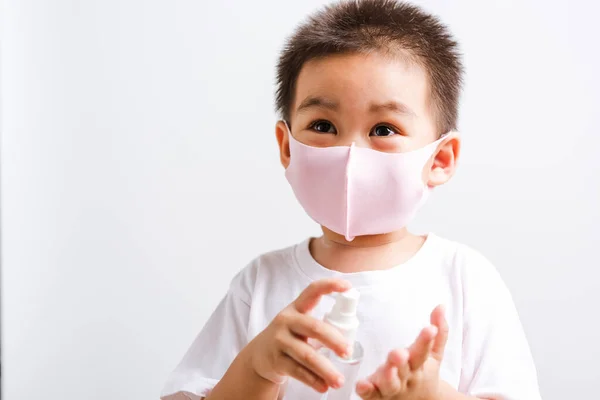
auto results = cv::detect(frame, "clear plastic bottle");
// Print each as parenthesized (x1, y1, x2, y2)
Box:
(283, 289, 363, 400)
(319, 288, 363, 400)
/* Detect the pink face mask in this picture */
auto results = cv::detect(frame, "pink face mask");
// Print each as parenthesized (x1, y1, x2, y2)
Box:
(284, 123, 445, 241)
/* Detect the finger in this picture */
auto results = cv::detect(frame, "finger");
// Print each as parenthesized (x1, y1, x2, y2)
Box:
(293, 279, 351, 314)
(281, 333, 345, 389)
(358, 365, 388, 399)
(375, 363, 402, 397)
(279, 354, 328, 393)
(356, 379, 378, 400)
(408, 325, 438, 370)
(387, 348, 410, 380)
(430, 304, 449, 361)
(288, 313, 350, 357)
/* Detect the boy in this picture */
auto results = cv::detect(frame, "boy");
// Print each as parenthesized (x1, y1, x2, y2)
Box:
(161, 0, 541, 399)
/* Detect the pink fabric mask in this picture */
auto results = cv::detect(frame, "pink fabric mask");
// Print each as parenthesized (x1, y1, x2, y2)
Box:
(284, 124, 445, 241)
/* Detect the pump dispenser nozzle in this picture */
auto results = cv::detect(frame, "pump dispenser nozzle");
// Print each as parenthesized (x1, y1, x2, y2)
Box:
(324, 289, 360, 358)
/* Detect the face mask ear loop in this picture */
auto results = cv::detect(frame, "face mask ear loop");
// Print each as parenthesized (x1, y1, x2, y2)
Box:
(439, 129, 460, 142)
(283, 120, 292, 135)
(431, 130, 453, 150)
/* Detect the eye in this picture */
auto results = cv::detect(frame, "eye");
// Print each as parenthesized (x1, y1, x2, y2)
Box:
(371, 124, 398, 137)
(309, 120, 337, 134)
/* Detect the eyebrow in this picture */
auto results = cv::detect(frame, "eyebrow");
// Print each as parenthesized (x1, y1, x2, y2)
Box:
(369, 101, 417, 117)
(296, 96, 339, 113)
(296, 96, 416, 117)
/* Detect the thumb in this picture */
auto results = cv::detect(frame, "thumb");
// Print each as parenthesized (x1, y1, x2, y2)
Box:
(430, 304, 449, 361)
(356, 379, 378, 400)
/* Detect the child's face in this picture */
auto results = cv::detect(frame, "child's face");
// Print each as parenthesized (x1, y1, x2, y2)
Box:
(288, 52, 439, 151)
(276, 51, 459, 188)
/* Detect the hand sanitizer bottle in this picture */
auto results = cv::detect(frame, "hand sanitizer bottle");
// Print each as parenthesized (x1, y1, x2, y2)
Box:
(320, 288, 364, 400)
(283, 289, 363, 400)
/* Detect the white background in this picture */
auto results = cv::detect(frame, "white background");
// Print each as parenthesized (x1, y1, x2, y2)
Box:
(2, 0, 598, 399)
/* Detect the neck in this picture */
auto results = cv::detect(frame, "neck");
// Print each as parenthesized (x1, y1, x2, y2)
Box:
(309, 227, 427, 273)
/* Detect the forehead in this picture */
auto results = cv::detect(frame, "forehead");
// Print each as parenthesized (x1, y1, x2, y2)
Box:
(293, 52, 432, 118)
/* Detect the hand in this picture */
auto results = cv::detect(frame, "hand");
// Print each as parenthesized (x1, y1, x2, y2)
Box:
(356, 305, 449, 400)
(246, 278, 352, 393)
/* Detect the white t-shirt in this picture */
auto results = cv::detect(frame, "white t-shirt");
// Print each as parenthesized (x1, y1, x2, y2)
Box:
(161, 234, 541, 400)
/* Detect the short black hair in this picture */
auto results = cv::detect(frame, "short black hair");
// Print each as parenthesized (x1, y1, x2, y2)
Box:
(276, 0, 464, 133)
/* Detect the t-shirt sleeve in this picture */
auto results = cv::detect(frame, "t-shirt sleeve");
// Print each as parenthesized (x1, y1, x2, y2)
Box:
(161, 275, 251, 400)
(458, 251, 542, 400)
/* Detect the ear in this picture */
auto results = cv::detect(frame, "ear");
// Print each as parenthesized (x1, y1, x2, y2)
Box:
(276, 120, 291, 169)
(427, 133, 461, 187)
